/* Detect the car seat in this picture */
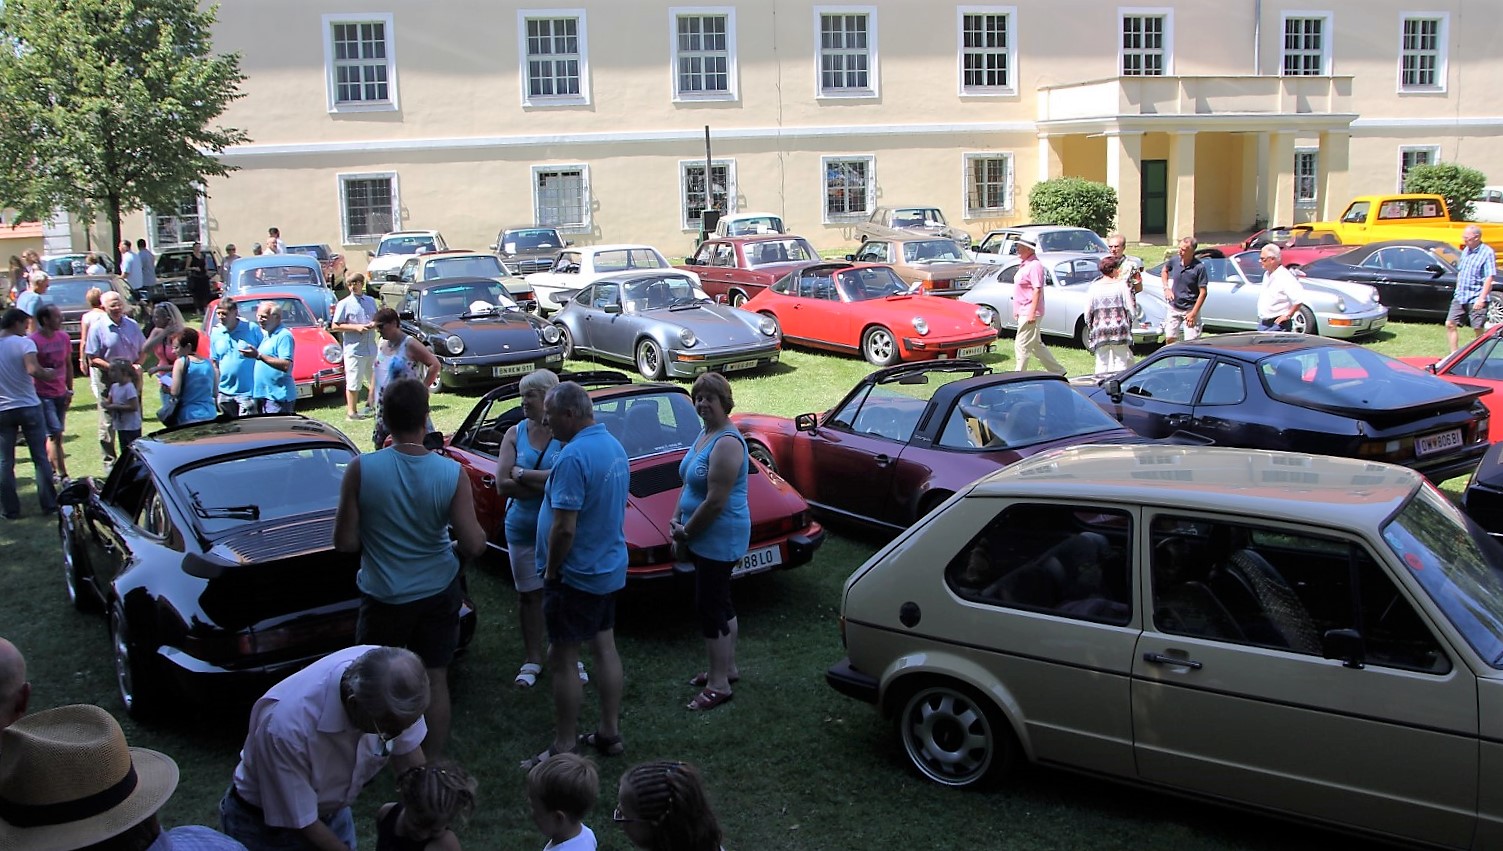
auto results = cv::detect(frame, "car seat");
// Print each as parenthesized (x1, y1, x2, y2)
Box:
(1151, 534, 1245, 641)
(1218, 549, 1322, 654)
(624, 401, 668, 456)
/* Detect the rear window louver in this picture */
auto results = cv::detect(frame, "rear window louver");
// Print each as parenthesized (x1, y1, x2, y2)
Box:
(211, 515, 336, 563)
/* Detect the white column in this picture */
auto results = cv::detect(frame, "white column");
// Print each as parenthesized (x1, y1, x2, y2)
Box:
(1105, 131, 1144, 242)
(1167, 131, 1197, 240)
(1262, 131, 1297, 228)
(1037, 135, 1065, 183)
(1317, 130, 1352, 222)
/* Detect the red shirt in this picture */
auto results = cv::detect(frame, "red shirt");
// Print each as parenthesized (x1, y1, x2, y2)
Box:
(29, 328, 71, 398)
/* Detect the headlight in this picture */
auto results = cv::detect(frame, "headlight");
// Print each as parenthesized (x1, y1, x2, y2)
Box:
(541, 324, 561, 344)
(912, 316, 929, 336)
(445, 334, 465, 355)
(1335, 298, 1347, 312)
(322, 343, 341, 364)
(975, 307, 995, 327)
(678, 328, 697, 347)
(758, 315, 778, 336)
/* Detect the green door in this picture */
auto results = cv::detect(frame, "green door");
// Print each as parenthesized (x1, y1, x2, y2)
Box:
(1142, 160, 1168, 235)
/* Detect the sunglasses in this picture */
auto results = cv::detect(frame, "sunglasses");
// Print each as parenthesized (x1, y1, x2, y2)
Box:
(612, 806, 643, 824)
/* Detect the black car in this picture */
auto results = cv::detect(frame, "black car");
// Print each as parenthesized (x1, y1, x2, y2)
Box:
(1298, 239, 1499, 322)
(395, 276, 564, 388)
(489, 225, 571, 276)
(48, 274, 148, 352)
(1077, 332, 1490, 483)
(56, 416, 477, 717)
(1462, 441, 1503, 538)
(148, 247, 220, 307)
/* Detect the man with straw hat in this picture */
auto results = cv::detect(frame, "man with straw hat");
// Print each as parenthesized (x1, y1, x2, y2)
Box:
(0, 703, 244, 849)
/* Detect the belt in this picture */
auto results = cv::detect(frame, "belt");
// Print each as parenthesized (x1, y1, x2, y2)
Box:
(228, 786, 263, 818)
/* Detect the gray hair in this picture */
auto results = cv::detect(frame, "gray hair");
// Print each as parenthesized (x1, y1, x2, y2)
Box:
(347, 646, 430, 719)
(545, 381, 594, 420)
(28, 269, 47, 288)
(519, 368, 560, 397)
(1465, 224, 1483, 239)
(1260, 244, 1283, 262)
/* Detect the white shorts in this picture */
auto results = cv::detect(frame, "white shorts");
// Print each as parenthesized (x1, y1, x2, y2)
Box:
(343, 353, 376, 392)
(509, 542, 543, 594)
(1164, 306, 1203, 342)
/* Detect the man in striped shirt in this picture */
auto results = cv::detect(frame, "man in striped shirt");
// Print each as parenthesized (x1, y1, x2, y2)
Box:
(1447, 224, 1497, 352)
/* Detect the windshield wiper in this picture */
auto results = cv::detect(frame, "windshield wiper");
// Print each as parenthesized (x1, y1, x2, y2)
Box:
(190, 489, 260, 521)
(669, 297, 705, 310)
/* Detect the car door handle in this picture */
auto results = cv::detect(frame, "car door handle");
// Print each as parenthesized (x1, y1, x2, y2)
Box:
(874, 454, 893, 467)
(1165, 414, 1190, 427)
(1143, 652, 1202, 670)
(480, 474, 496, 489)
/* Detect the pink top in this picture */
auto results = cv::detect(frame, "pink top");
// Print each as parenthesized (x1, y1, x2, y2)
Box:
(29, 328, 71, 398)
(1013, 257, 1045, 321)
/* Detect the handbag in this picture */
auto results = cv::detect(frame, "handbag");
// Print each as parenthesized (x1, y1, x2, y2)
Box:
(157, 394, 179, 425)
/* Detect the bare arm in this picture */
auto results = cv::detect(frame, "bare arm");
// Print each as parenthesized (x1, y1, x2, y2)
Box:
(544, 509, 578, 582)
(449, 472, 486, 560)
(390, 745, 426, 775)
(496, 426, 548, 499)
(406, 338, 441, 390)
(296, 820, 353, 851)
(333, 457, 363, 552)
(22, 351, 55, 381)
(168, 356, 188, 398)
(678, 437, 741, 539)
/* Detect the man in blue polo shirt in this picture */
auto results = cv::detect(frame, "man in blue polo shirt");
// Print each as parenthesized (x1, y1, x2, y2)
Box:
(250, 301, 296, 413)
(526, 381, 629, 769)
(209, 297, 264, 417)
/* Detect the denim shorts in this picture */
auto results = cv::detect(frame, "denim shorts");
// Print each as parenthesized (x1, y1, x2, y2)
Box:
(39, 396, 68, 436)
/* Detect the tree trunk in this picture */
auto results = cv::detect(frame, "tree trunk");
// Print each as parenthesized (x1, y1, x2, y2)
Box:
(108, 196, 123, 272)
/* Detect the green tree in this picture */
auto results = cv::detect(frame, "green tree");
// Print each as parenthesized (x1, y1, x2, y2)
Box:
(0, 0, 248, 262)
(1404, 162, 1487, 221)
(1028, 177, 1118, 234)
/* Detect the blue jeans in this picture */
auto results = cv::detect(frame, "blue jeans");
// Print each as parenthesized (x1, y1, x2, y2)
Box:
(219, 785, 356, 851)
(0, 404, 57, 518)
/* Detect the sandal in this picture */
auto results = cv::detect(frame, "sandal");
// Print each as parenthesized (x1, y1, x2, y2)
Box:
(513, 662, 543, 688)
(519, 744, 578, 771)
(577, 730, 625, 756)
(577, 661, 589, 684)
(687, 688, 734, 712)
(688, 671, 741, 688)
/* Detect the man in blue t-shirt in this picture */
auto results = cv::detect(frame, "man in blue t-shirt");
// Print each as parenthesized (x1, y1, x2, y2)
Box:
(527, 381, 630, 769)
(250, 301, 296, 413)
(209, 297, 264, 417)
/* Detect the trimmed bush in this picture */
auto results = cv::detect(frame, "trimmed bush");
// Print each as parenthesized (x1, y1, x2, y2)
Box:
(1404, 162, 1487, 221)
(1028, 177, 1118, 234)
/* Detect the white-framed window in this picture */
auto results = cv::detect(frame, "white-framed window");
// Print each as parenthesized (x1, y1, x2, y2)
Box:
(533, 165, 591, 231)
(1281, 12, 1332, 76)
(1398, 145, 1439, 191)
(822, 155, 875, 223)
(1119, 8, 1171, 76)
(814, 7, 878, 98)
(148, 192, 206, 248)
(1294, 148, 1319, 208)
(679, 160, 736, 231)
(1399, 15, 1447, 92)
(339, 172, 399, 245)
(963, 153, 1014, 216)
(518, 10, 590, 106)
(322, 14, 398, 113)
(670, 8, 737, 101)
(957, 7, 1016, 96)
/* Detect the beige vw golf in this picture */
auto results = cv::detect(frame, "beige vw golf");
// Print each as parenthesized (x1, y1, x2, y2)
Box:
(828, 444, 1503, 848)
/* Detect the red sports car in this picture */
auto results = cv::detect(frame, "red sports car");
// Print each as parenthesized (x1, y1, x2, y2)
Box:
(442, 371, 825, 581)
(1402, 325, 1503, 440)
(740, 261, 997, 367)
(732, 360, 1142, 532)
(1205, 225, 1351, 268)
(198, 294, 345, 401)
(675, 234, 822, 307)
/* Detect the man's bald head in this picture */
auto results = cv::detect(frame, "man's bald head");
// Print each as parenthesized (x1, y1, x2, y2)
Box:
(0, 638, 30, 729)
(344, 646, 430, 732)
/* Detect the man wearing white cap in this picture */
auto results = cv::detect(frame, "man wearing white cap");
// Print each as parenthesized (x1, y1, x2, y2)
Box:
(1011, 239, 1067, 375)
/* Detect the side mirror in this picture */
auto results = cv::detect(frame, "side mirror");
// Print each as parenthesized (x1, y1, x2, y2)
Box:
(1426, 264, 1445, 278)
(488, 243, 498, 252)
(1426, 363, 1439, 374)
(1105, 378, 1123, 402)
(844, 254, 857, 262)
(1321, 628, 1365, 669)
(565, 240, 574, 247)
(794, 412, 818, 432)
(714, 293, 727, 304)
(57, 478, 91, 506)
(399, 310, 415, 321)
(603, 303, 622, 315)
(366, 250, 375, 259)
(384, 273, 400, 282)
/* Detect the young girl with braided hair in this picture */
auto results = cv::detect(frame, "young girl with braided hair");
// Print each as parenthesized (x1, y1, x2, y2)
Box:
(613, 761, 723, 851)
(375, 761, 478, 851)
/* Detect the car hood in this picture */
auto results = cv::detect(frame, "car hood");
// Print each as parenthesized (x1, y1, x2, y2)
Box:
(639, 303, 763, 335)
(905, 259, 988, 276)
(286, 326, 340, 379)
(499, 246, 559, 261)
(420, 313, 545, 345)
(1298, 274, 1382, 305)
(867, 294, 990, 334)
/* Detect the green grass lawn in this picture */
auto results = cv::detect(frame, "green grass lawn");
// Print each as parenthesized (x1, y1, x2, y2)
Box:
(0, 319, 1462, 850)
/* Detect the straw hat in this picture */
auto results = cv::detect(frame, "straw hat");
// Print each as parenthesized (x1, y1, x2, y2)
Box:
(1014, 238, 1038, 254)
(0, 704, 179, 851)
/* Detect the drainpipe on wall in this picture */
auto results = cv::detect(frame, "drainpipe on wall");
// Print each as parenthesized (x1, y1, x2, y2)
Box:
(1253, 0, 1262, 75)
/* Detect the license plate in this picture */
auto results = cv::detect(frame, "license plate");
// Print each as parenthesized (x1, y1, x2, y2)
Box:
(492, 363, 533, 378)
(1416, 429, 1462, 457)
(958, 345, 988, 358)
(733, 544, 783, 577)
(296, 384, 313, 399)
(723, 360, 758, 372)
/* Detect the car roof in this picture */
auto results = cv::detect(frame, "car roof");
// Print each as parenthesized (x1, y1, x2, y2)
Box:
(416, 250, 497, 260)
(978, 445, 1421, 529)
(233, 254, 321, 271)
(577, 244, 662, 253)
(498, 224, 562, 232)
(136, 415, 355, 475)
(1159, 330, 1348, 360)
(589, 270, 697, 284)
(1356, 239, 1456, 251)
(406, 276, 507, 291)
(381, 230, 442, 238)
(716, 234, 806, 245)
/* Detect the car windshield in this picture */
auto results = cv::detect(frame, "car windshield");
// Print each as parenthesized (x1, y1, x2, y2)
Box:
(1259, 346, 1464, 410)
(239, 298, 317, 327)
(287, 245, 330, 260)
(424, 256, 508, 279)
(377, 235, 436, 256)
(155, 253, 193, 275)
(502, 229, 564, 252)
(726, 216, 784, 236)
(837, 267, 911, 301)
(45, 256, 110, 276)
(593, 392, 700, 459)
(1233, 252, 1265, 283)
(234, 265, 320, 289)
(593, 249, 669, 272)
(421, 282, 519, 318)
(894, 208, 946, 227)
(947, 379, 1123, 448)
(902, 240, 968, 263)
(175, 445, 354, 536)
(622, 276, 708, 311)
(46, 279, 104, 306)
(1036, 230, 1109, 254)
(744, 238, 818, 268)
(1383, 485, 1503, 667)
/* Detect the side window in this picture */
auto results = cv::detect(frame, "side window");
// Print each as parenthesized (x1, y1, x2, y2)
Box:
(712, 243, 735, 268)
(1148, 515, 1449, 673)
(1359, 250, 1385, 270)
(594, 284, 620, 309)
(827, 384, 872, 430)
(1198, 362, 1246, 405)
(1341, 202, 1370, 224)
(945, 503, 1132, 625)
(135, 484, 170, 538)
(1120, 355, 1210, 405)
(1452, 339, 1503, 380)
(690, 243, 714, 266)
(400, 291, 418, 317)
(103, 455, 153, 520)
(399, 259, 417, 283)
(1386, 247, 1432, 272)
(855, 242, 886, 263)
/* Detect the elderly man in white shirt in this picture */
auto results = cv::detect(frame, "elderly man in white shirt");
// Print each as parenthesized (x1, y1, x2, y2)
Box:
(1256, 244, 1307, 332)
(219, 645, 429, 851)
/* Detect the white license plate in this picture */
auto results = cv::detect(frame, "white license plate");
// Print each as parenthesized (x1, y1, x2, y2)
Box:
(733, 544, 783, 577)
(296, 384, 313, 399)
(1416, 429, 1463, 457)
(723, 359, 758, 372)
(492, 363, 533, 378)
(958, 345, 988, 358)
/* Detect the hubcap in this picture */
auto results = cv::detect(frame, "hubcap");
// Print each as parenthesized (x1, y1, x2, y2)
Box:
(61, 525, 78, 603)
(639, 343, 660, 375)
(903, 688, 992, 786)
(867, 330, 894, 363)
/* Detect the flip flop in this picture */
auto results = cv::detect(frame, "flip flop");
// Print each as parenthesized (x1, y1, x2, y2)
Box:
(688, 671, 741, 688)
(577, 730, 625, 756)
(513, 662, 543, 688)
(687, 688, 734, 712)
(577, 661, 589, 684)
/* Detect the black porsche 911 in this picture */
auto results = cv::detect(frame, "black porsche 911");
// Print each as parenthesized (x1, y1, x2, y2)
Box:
(57, 416, 477, 718)
(1298, 239, 1503, 322)
(394, 276, 564, 388)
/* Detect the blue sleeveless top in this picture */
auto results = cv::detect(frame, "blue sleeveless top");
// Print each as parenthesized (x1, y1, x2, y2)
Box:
(676, 427, 750, 563)
(504, 418, 562, 547)
(355, 448, 462, 604)
(177, 357, 219, 424)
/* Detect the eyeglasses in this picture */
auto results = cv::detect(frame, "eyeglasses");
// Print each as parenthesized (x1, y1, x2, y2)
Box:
(612, 806, 643, 824)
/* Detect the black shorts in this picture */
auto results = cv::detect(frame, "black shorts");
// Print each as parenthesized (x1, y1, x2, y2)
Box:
(543, 580, 617, 645)
(356, 576, 462, 668)
(692, 552, 737, 639)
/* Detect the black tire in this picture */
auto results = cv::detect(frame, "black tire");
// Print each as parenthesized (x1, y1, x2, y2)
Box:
(636, 339, 666, 380)
(748, 441, 778, 473)
(729, 290, 749, 308)
(60, 517, 96, 613)
(897, 680, 1017, 788)
(110, 607, 165, 719)
(917, 490, 954, 521)
(1075, 318, 1090, 350)
(862, 326, 900, 367)
(558, 324, 575, 360)
(1290, 305, 1318, 336)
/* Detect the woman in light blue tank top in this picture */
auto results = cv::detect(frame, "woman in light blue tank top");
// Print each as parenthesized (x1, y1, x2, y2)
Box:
(672, 373, 749, 711)
(169, 328, 220, 425)
(496, 369, 562, 687)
